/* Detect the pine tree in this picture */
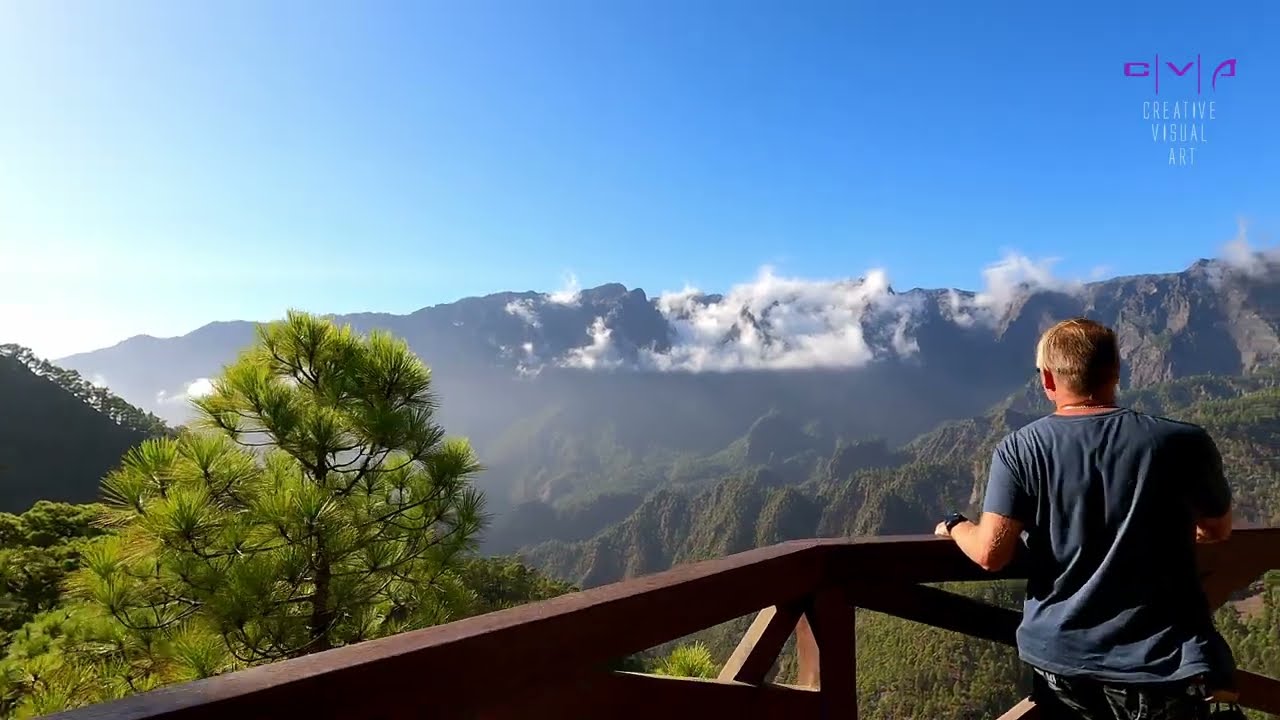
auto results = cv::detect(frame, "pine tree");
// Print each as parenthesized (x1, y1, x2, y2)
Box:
(71, 311, 486, 672)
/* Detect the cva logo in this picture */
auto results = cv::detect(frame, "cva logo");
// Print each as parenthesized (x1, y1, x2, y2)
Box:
(1123, 54, 1237, 94)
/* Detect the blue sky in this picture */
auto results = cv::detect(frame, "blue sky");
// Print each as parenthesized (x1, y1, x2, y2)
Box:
(1, 0, 1277, 358)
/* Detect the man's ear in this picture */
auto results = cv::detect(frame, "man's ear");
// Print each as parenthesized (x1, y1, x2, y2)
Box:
(1041, 368, 1056, 392)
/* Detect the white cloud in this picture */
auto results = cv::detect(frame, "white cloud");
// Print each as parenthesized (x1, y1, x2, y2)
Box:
(944, 288, 977, 328)
(1198, 218, 1280, 289)
(156, 377, 214, 405)
(1221, 218, 1255, 269)
(629, 265, 912, 372)
(889, 313, 918, 357)
(931, 253, 1085, 330)
(502, 273, 583, 326)
(973, 253, 1080, 316)
(1218, 218, 1278, 278)
(562, 317, 622, 369)
(556, 253, 1085, 373)
(186, 378, 215, 398)
(503, 299, 541, 327)
(547, 272, 582, 305)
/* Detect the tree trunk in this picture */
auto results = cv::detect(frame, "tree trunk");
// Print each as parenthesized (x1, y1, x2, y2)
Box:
(307, 456, 335, 654)
(308, 542, 334, 654)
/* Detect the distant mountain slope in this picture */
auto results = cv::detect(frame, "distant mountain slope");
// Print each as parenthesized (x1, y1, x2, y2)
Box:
(51, 256, 1280, 512)
(0, 346, 170, 513)
(474, 365, 1013, 507)
(57, 257, 1280, 406)
(525, 372, 1280, 588)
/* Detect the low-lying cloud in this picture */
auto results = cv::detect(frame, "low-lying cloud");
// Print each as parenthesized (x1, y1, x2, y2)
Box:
(945, 253, 1082, 329)
(504, 272, 582, 327)
(975, 253, 1080, 313)
(1217, 218, 1278, 279)
(563, 317, 623, 370)
(547, 272, 583, 305)
(504, 299, 540, 327)
(156, 377, 215, 405)
(544, 251, 1092, 373)
(638, 266, 910, 372)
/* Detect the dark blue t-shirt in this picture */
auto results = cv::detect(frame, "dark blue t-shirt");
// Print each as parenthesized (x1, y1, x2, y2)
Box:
(983, 407, 1234, 684)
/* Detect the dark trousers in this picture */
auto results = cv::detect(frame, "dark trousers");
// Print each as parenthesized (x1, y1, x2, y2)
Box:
(1031, 667, 1212, 720)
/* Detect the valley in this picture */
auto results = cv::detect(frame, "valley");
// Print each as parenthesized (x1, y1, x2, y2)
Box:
(5, 257, 1280, 717)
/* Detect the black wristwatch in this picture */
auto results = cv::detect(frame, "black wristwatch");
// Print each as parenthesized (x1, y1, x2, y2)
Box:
(943, 512, 968, 535)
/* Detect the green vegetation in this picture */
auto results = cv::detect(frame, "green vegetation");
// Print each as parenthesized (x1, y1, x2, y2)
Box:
(651, 642, 717, 679)
(514, 373, 1280, 719)
(8, 316, 1280, 718)
(0, 314, 572, 716)
(0, 348, 170, 513)
(82, 312, 489, 663)
(851, 581, 1030, 720)
(0, 503, 108, 645)
(1217, 578, 1280, 720)
(0, 345, 171, 438)
(524, 373, 1280, 589)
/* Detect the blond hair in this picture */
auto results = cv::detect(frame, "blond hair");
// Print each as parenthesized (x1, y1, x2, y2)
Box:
(1035, 317, 1120, 396)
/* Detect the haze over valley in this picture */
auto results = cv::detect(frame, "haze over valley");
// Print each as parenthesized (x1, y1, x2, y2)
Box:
(30, 239, 1280, 528)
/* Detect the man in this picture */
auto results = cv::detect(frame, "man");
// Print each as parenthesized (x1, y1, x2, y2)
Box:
(935, 317, 1236, 720)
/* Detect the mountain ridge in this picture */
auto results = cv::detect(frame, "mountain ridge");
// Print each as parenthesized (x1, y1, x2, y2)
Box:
(45, 255, 1280, 511)
(58, 255, 1231, 358)
(55, 256, 1279, 400)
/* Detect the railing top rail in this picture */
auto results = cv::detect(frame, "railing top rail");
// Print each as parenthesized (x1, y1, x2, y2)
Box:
(45, 528, 1280, 720)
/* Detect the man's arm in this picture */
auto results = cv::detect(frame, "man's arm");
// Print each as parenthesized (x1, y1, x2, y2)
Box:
(1190, 429, 1232, 544)
(937, 512, 1024, 571)
(935, 440, 1029, 572)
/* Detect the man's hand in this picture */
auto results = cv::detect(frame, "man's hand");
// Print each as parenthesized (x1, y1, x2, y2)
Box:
(943, 512, 1023, 572)
(1196, 511, 1232, 543)
(934, 521, 951, 538)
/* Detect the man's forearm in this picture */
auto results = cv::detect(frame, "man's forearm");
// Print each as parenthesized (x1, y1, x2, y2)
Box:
(947, 516, 1017, 572)
(935, 511, 1022, 571)
(949, 521, 992, 569)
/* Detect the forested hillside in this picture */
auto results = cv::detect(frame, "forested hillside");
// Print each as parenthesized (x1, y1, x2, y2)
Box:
(521, 370, 1280, 590)
(0, 345, 172, 513)
(511, 371, 1280, 719)
(0, 318, 579, 717)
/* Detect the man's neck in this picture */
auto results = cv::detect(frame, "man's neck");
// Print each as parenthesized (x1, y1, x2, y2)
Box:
(1053, 395, 1118, 415)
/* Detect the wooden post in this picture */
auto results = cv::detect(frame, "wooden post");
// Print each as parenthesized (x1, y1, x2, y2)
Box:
(794, 613, 820, 689)
(719, 604, 803, 684)
(798, 588, 857, 719)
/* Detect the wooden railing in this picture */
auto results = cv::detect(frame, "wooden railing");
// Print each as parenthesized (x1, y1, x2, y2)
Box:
(45, 529, 1280, 719)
